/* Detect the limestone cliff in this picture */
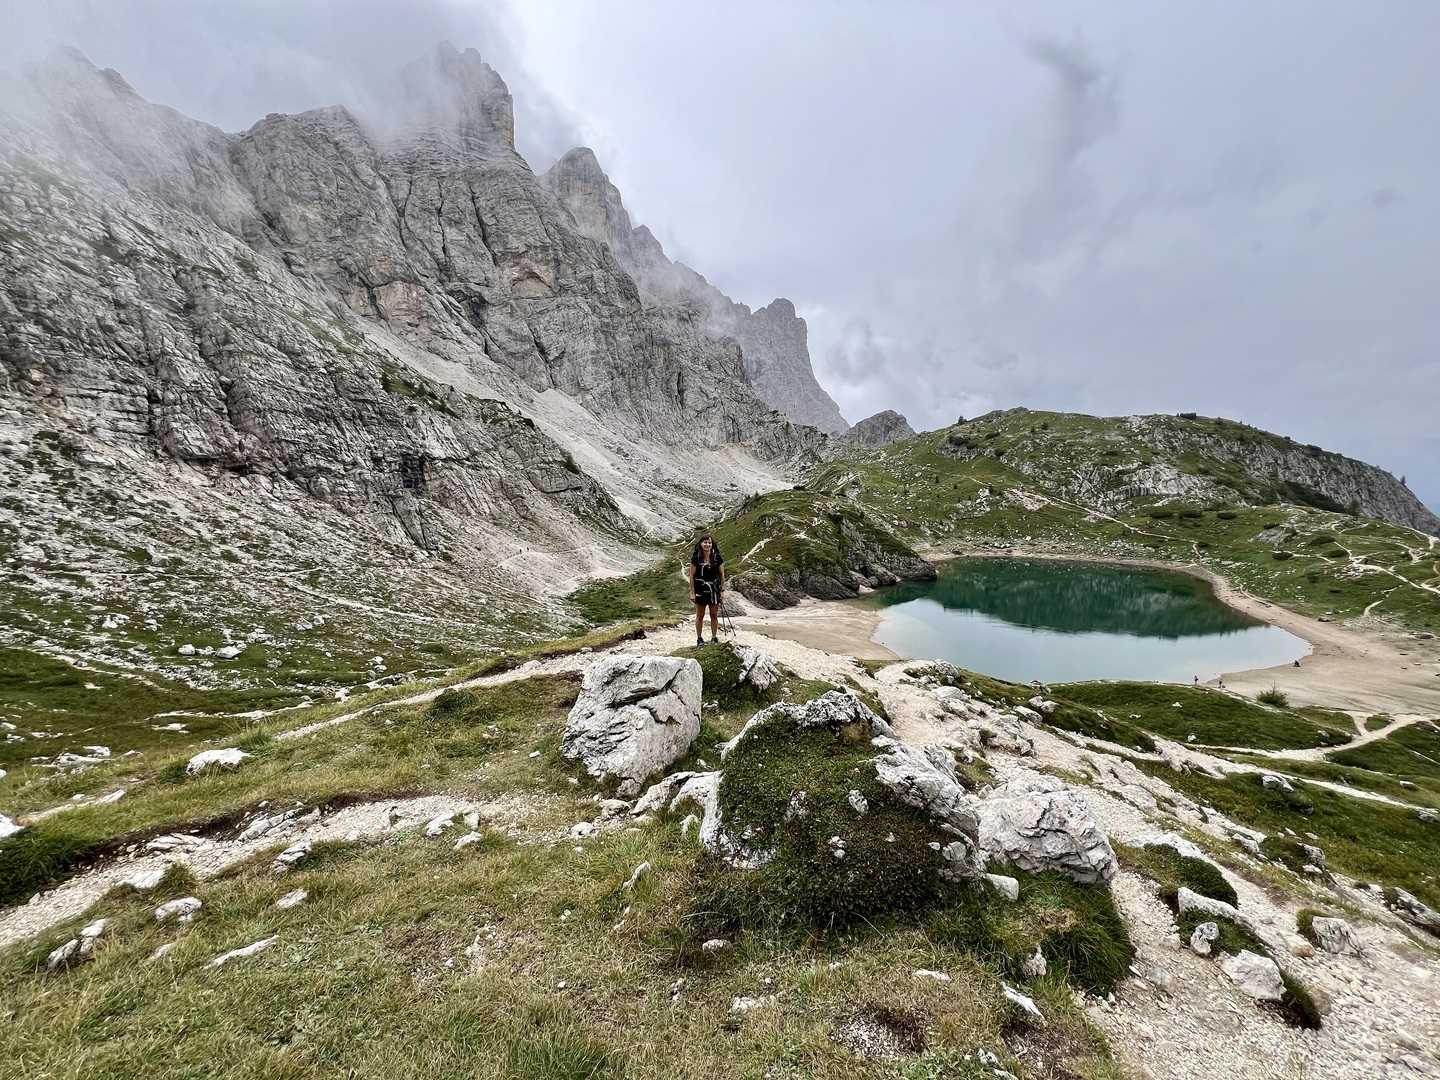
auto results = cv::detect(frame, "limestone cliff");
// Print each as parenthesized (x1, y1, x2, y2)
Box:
(543, 147, 850, 436)
(845, 409, 916, 449)
(0, 44, 824, 683)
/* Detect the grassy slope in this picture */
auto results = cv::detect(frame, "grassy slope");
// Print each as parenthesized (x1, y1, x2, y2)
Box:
(807, 410, 1440, 636)
(1, 652, 1124, 1080)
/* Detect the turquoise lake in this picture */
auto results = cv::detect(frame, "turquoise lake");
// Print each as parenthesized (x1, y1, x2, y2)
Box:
(860, 558, 1310, 684)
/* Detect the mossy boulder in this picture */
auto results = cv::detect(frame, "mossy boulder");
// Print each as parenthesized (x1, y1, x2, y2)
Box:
(640, 691, 982, 930)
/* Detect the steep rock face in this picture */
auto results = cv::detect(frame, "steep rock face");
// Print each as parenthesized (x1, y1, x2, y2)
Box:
(0, 44, 828, 694)
(1130, 418, 1440, 536)
(845, 409, 916, 449)
(543, 148, 850, 435)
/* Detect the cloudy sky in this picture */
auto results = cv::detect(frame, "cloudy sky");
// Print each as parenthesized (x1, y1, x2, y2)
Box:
(6, 1, 1438, 508)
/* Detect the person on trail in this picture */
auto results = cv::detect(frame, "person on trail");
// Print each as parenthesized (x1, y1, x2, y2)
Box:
(690, 534, 725, 646)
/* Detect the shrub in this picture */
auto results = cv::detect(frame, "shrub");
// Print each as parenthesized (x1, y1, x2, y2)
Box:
(1149, 510, 1175, 520)
(1256, 687, 1290, 708)
(1216, 510, 1238, 520)
(1272, 551, 1294, 561)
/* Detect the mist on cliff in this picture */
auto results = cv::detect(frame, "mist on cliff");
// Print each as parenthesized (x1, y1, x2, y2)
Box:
(3, 0, 1437, 505)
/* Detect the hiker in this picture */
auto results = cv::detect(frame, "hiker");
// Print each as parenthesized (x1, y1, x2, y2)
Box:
(690, 534, 725, 646)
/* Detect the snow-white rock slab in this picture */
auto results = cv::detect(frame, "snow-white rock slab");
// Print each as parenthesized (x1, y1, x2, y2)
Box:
(186, 748, 251, 775)
(275, 889, 309, 910)
(562, 654, 702, 796)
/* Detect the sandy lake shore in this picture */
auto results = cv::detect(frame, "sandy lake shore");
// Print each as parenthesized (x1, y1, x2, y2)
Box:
(736, 547, 1440, 716)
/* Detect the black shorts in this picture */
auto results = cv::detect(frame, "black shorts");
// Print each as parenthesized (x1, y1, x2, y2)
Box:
(694, 584, 719, 607)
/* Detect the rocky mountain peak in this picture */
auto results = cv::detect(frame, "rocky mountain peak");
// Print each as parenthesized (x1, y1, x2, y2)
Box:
(393, 41, 514, 152)
(845, 409, 916, 448)
(543, 146, 850, 436)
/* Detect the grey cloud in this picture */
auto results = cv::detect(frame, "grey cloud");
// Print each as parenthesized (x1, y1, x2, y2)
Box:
(0, 0, 584, 168)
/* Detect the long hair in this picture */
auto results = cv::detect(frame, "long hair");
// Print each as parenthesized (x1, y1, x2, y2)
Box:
(691, 534, 722, 566)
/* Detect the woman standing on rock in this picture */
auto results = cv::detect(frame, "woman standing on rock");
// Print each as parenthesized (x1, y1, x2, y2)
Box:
(690, 534, 725, 647)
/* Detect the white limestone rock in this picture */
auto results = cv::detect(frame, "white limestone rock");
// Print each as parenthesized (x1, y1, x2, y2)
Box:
(186, 748, 251, 775)
(976, 776, 1117, 884)
(734, 645, 780, 692)
(1221, 950, 1285, 1002)
(1190, 920, 1219, 956)
(984, 873, 1020, 901)
(561, 655, 702, 796)
(206, 935, 278, 969)
(273, 841, 311, 871)
(154, 897, 203, 923)
(275, 888, 309, 910)
(1309, 916, 1360, 955)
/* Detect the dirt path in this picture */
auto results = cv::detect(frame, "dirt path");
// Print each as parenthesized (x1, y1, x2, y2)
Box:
(0, 793, 525, 951)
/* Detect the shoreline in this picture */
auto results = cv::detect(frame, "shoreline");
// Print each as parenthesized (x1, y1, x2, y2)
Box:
(737, 547, 1440, 716)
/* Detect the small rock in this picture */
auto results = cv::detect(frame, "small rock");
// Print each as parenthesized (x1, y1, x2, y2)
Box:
(46, 938, 82, 969)
(453, 832, 483, 851)
(154, 897, 203, 923)
(1022, 947, 1047, 979)
(701, 938, 729, 954)
(1261, 773, 1294, 793)
(1310, 916, 1360, 955)
(984, 873, 1020, 901)
(729, 995, 775, 1015)
(913, 969, 951, 982)
(275, 888, 309, 910)
(0, 813, 22, 839)
(569, 821, 596, 839)
(1190, 921, 1219, 956)
(1221, 950, 1285, 1002)
(148, 942, 177, 962)
(206, 935, 278, 969)
(273, 841, 312, 871)
(1003, 984, 1044, 1020)
(425, 814, 455, 837)
(185, 748, 251, 775)
(215, 644, 245, 660)
(177, 644, 196, 656)
(622, 861, 651, 890)
(846, 789, 869, 815)
(121, 866, 170, 892)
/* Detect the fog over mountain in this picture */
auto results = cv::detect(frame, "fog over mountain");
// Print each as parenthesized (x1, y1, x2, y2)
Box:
(7, 0, 1436, 508)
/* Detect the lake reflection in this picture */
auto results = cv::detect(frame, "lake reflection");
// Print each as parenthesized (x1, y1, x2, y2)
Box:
(860, 558, 1310, 684)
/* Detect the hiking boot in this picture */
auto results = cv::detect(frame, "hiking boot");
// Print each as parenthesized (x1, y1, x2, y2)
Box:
(696, 637, 705, 647)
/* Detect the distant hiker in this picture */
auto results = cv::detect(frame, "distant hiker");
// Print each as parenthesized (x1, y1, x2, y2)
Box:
(1193, 675, 1199, 685)
(690, 534, 725, 646)
(1293, 659, 1301, 668)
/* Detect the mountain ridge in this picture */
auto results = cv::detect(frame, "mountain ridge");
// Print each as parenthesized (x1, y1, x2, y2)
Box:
(542, 145, 851, 435)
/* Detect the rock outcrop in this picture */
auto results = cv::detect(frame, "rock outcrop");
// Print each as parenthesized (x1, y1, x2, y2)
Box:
(562, 654, 702, 795)
(975, 775, 1118, 883)
(844, 409, 915, 449)
(543, 147, 849, 435)
(0, 44, 828, 685)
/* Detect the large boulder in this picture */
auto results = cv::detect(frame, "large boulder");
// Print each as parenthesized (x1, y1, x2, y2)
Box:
(562, 654, 702, 795)
(976, 775, 1118, 883)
